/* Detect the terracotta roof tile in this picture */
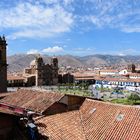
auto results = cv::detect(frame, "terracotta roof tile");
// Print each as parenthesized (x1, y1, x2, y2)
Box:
(0, 92, 15, 98)
(100, 69, 118, 73)
(0, 89, 64, 113)
(7, 75, 26, 80)
(0, 108, 19, 116)
(36, 99, 140, 140)
(80, 99, 140, 140)
(95, 76, 140, 82)
(36, 111, 85, 140)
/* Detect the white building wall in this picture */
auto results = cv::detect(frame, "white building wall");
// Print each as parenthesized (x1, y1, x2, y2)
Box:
(119, 69, 128, 75)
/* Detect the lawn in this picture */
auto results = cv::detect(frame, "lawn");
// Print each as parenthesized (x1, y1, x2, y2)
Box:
(110, 98, 140, 105)
(58, 88, 91, 97)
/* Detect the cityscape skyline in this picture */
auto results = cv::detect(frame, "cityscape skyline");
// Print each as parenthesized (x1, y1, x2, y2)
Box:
(0, 0, 140, 56)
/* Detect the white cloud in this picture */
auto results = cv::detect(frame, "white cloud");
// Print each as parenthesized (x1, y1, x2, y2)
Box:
(0, 1, 74, 39)
(27, 49, 39, 54)
(118, 48, 138, 55)
(121, 26, 140, 33)
(1, 0, 140, 37)
(74, 47, 93, 51)
(81, 0, 140, 33)
(27, 46, 64, 55)
(63, 0, 74, 6)
(42, 0, 73, 6)
(118, 53, 126, 56)
(42, 46, 64, 53)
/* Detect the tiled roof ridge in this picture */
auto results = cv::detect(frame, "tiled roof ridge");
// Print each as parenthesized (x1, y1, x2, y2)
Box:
(35, 110, 79, 121)
(36, 98, 140, 140)
(85, 98, 140, 109)
(0, 89, 65, 113)
(18, 88, 63, 95)
(78, 111, 88, 140)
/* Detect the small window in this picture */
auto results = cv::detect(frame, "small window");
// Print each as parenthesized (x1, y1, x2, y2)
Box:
(89, 108, 96, 114)
(116, 114, 124, 121)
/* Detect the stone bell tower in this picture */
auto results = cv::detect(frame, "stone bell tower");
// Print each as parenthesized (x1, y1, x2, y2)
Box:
(51, 57, 58, 85)
(0, 35, 7, 93)
(35, 55, 44, 86)
(127, 64, 136, 73)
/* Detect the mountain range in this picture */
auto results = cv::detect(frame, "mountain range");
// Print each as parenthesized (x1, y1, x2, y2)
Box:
(7, 54, 140, 73)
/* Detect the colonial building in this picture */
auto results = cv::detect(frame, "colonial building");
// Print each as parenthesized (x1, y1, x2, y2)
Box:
(99, 69, 118, 76)
(127, 63, 136, 73)
(0, 36, 7, 93)
(24, 55, 59, 86)
(7, 74, 35, 87)
(58, 72, 74, 84)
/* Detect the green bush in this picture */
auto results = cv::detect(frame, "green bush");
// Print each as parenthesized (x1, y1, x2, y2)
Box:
(128, 94, 140, 103)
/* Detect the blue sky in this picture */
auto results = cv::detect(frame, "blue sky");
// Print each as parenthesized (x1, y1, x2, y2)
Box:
(0, 0, 140, 56)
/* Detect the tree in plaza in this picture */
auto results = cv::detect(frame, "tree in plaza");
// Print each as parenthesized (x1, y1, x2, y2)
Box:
(128, 93, 140, 103)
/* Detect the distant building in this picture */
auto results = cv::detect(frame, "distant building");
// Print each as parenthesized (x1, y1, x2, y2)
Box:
(59, 72, 74, 84)
(119, 69, 128, 75)
(73, 71, 96, 84)
(127, 64, 136, 73)
(0, 36, 7, 93)
(129, 73, 140, 79)
(99, 69, 118, 76)
(95, 76, 140, 90)
(24, 55, 59, 86)
(7, 74, 35, 87)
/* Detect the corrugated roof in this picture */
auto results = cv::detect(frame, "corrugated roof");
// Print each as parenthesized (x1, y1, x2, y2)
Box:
(36, 99, 140, 140)
(0, 89, 64, 113)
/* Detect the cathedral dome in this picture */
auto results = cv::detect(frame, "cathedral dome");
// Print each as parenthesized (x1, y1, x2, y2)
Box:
(30, 59, 36, 66)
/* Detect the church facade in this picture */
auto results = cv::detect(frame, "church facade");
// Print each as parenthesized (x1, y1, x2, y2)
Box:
(0, 36, 7, 93)
(24, 56, 59, 86)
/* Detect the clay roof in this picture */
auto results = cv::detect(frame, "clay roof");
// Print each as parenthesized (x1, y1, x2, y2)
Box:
(0, 89, 64, 113)
(7, 74, 36, 81)
(99, 69, 118, 73)
(75, 77, 95, 80)
(129, 73, 140, 76)
(95, 76, 140, 83)
(73, 71, 96, 77)
(79, 99, 140, 140)
(73, 72, 98, 80)
(0, 92, 14, 98)
(36, 99, 140, 140)
(74, 74, 140, 82)
(0, 108, 20, 116)
(7, 75, 25, 80)
(36, 111, 85, 140)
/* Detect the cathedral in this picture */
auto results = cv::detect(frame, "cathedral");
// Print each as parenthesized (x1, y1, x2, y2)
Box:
(0, 35, 7, 93)
(24, 55, 59, 86)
